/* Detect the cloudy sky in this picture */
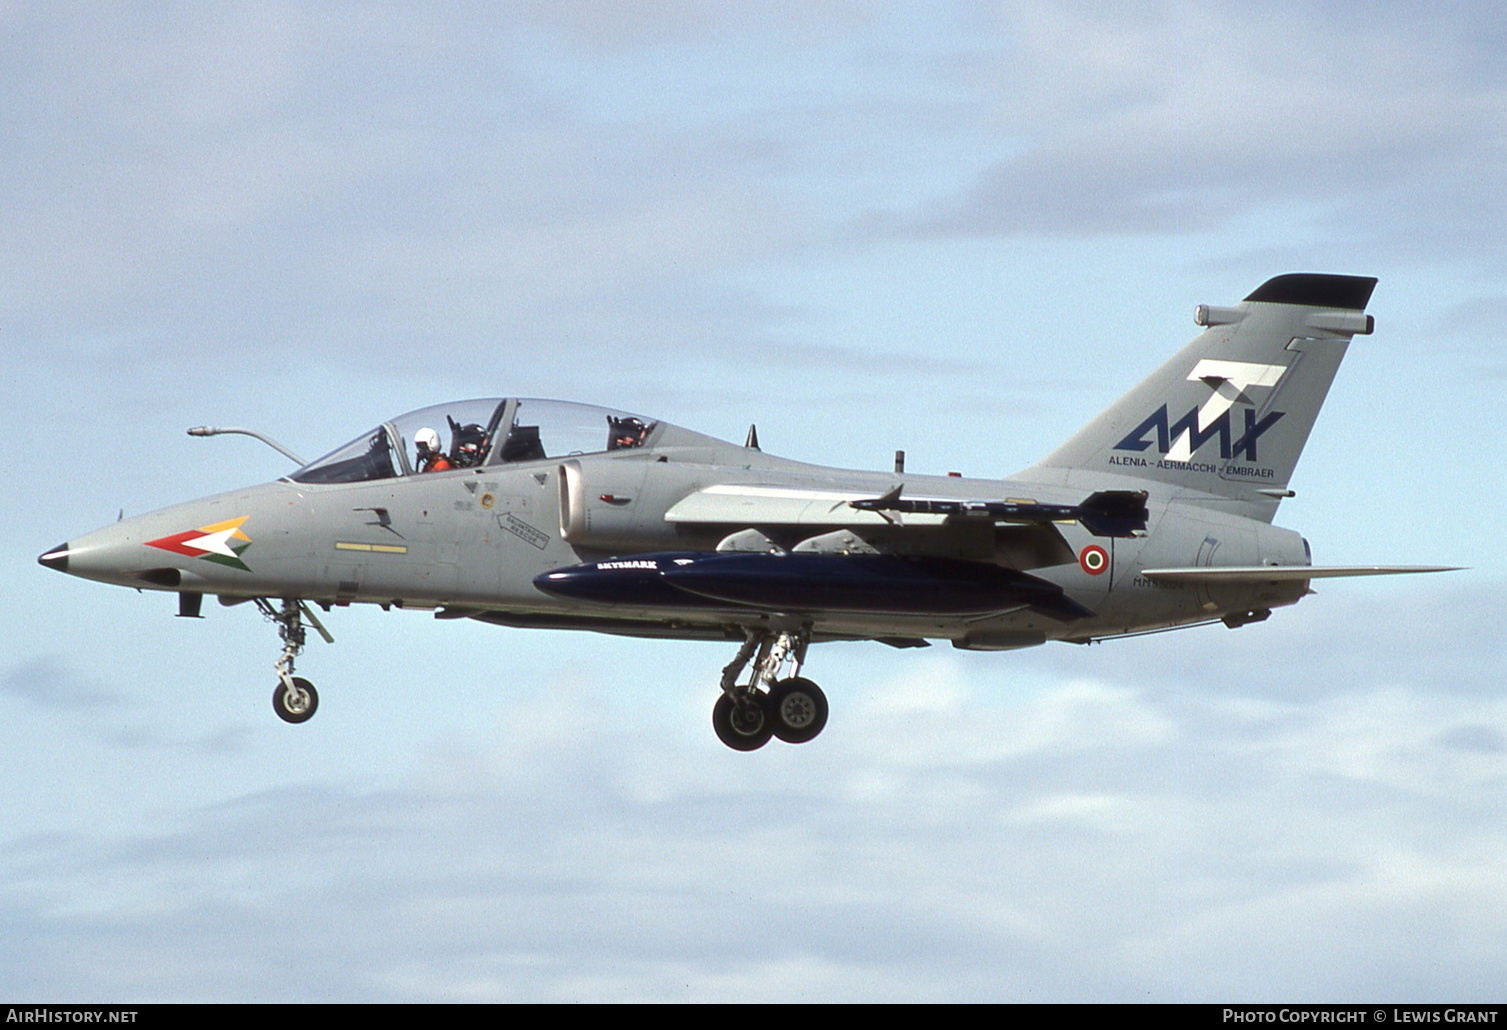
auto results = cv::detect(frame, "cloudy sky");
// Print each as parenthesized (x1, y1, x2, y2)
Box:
(3, 1, 1504, 1002)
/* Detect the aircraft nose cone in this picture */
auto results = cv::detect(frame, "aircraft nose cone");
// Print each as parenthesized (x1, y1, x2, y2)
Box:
(38, 542, 70, 573)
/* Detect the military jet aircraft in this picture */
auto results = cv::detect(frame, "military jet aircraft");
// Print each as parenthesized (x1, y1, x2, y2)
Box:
(39, 273, 1454, 750)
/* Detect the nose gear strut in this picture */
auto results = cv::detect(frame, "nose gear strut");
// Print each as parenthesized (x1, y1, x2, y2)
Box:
(712, 625, 828, 750)
(255, 598, 333, 724)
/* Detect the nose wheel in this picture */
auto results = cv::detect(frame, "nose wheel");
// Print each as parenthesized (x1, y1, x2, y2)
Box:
(273, 677, 320, 724)
(714, 627, 827, 751)
(255, 598, 333, 724)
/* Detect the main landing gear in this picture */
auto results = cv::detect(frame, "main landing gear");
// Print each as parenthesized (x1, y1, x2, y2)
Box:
(255, 598, 333, 724)
(712, 626, 829, 751)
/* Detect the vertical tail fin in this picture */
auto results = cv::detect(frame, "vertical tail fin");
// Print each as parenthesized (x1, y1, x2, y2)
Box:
(1028, 274, 1377, 518)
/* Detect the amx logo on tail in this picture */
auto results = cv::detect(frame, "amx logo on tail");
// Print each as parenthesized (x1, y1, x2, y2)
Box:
(1114, 359, 1287, 462)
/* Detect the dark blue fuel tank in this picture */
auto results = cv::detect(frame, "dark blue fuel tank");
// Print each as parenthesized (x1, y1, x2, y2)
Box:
(536, 552, 1092, 621)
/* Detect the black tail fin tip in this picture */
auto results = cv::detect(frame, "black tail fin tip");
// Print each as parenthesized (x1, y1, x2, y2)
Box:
(1244, 274, 1378, 311)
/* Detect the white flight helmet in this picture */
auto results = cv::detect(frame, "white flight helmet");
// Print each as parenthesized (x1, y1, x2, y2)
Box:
(415, 427, 441, 455)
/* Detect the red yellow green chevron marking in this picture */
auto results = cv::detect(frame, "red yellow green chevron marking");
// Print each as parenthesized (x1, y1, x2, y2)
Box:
(146, 516, 253, 571)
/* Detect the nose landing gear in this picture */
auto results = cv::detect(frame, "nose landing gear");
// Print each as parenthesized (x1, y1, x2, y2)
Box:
(255, 598, 332, 724)
(713, 626, 828, 751)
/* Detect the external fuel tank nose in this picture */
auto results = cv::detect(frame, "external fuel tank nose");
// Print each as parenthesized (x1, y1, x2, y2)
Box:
(38, 543, 70, 573)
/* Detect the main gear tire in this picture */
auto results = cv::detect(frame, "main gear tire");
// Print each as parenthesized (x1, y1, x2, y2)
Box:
(768, 677, 828, 744)
(712, 692, 773, 751)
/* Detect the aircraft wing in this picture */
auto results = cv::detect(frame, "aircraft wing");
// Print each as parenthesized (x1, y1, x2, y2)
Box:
(1140, 565, 1461, 582)
(665, 484, 1149, 538)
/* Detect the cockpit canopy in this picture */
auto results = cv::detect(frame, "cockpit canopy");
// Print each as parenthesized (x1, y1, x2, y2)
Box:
(289, 398, 660, 485)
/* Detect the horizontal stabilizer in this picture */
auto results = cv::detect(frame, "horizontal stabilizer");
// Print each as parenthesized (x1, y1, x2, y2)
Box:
(1140, 565, 1461, 583)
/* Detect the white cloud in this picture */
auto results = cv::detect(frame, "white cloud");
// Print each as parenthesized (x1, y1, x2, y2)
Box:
(908, 1, 1507, 253)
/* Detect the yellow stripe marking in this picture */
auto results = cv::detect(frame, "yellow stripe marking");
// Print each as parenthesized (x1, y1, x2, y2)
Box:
(335, 542, 409, 554)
